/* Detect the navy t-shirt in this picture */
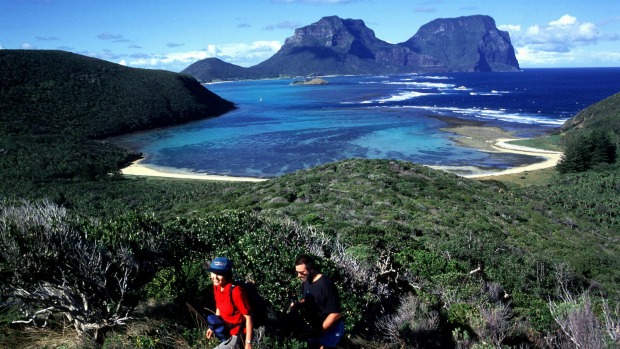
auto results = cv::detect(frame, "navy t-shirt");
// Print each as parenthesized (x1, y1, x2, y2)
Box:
(301, 274, 342, 326)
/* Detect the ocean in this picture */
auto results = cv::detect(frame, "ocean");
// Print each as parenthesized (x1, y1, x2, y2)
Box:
(110, 68, 620, 178)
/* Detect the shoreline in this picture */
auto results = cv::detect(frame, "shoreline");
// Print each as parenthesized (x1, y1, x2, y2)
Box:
(436, 124, 562, 178)
(461, 138, 562, 178)
(120, 159, 268, 182)
(119, 125, 562, 182)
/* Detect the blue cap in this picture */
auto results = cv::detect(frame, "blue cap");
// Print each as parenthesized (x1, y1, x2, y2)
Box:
(207, 257, 233, 275)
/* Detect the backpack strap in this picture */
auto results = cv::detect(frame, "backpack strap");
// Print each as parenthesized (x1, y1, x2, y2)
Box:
(228, 283, 246, 329)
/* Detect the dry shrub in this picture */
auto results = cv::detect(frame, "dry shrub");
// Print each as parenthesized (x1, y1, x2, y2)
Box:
(470, 303, 514, 348)
(375, 293, 439, 348)
(548, 292, 605, 349)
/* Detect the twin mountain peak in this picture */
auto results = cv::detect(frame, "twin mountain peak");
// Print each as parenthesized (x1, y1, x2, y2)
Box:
(183, 15, 520, 82)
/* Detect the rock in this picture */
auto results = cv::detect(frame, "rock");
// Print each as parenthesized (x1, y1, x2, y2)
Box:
(290, 78, 329, 85)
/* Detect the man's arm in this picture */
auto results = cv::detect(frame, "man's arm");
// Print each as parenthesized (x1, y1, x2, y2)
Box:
(243, 314, 253, 349)
(322, 312, 342, 331)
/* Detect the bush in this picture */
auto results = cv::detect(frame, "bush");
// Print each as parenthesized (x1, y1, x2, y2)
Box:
(0, 200, 164, 339)
(376, 293, 441, 348)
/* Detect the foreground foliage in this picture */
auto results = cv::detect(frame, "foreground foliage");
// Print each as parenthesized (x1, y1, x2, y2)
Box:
(0, 200, 167, 339)
(1, 159, 619, 348)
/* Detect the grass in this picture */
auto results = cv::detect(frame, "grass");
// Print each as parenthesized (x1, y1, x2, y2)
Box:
(476, 167, 559, 187)
(507, 134, 563, 152)
(475, 135, 562, 186)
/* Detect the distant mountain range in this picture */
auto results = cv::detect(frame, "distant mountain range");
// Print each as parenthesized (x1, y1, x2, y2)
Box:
(183, 15, 520, 81)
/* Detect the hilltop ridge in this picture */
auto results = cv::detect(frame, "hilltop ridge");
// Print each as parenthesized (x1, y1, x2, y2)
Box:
(561, 91, 620, 138)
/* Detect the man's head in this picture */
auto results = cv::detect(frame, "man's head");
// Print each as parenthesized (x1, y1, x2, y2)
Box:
(295, 254, 316, 282)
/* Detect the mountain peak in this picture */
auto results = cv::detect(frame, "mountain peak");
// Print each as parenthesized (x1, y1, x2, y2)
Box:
(401, 15, 519, 72)
(284, 15, 379, 51)
(182, 15, 520, 81)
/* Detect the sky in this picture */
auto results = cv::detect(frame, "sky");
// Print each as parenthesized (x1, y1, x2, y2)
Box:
(1, 0, 619, 72)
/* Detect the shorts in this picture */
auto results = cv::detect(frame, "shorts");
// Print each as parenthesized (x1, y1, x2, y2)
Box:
(308, 319, 345, 348)
(214, 335, 243, 349)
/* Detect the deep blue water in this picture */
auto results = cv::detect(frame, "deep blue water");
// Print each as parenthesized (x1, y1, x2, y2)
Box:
(111, 68, 620, 177)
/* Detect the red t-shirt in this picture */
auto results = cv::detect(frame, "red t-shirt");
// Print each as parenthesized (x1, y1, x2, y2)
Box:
(213, 283, 251, 335)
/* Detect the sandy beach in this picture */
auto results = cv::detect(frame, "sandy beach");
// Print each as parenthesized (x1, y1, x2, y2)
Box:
(436, 124, 563, 178)
(121, 159, 268, 182)
(462, 138, 562, 178)
(120, 125, 562, 181)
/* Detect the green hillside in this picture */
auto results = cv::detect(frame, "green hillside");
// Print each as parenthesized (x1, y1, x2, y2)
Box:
(556, 92, 619, 173)
(561, 91, 620, 139)
(0, 50, 234, 180)
(0, 51, 618, 348)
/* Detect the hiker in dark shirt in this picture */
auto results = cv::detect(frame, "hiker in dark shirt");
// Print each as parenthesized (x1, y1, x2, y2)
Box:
(290, 254, 344, 349)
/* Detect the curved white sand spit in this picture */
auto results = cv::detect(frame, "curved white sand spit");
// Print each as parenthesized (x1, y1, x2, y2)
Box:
(463, 138, 563, 178)
(121, 160, 268, 182)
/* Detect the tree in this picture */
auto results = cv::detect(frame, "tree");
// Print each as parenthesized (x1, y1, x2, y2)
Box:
(557, 130, 617, 174)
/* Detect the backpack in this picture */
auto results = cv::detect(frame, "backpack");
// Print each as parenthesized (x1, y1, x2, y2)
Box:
(230, 281, 270, 328)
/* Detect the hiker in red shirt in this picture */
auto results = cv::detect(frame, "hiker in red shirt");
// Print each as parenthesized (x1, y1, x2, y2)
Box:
(205, 257, 254, 349)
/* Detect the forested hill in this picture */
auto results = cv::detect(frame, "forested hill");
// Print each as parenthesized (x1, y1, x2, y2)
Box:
(0, 50, 235, 180)
(0, 50, 235, 138)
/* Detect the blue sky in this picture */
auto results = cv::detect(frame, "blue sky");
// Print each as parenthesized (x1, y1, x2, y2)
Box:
(2, 0, 619, 72)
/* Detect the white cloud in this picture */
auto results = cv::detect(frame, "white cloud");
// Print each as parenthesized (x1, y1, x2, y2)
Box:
(498, 24, 521, 33)
(21, 42, 36, 49)
(123, 40, 282, 72)
(514, 14, 600, 52)
(0, 43, 4, 49)
(518, 46, 620, 67)
(215, 41, 282, 65)
(502, 14, 620, 67)
(549, 14, 577, 27)
(525, 25, 540, 36)
(515, 46, 564, 66)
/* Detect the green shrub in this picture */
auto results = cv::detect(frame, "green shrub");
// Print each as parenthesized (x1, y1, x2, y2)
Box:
(449, 302, 478, 328)
(511, 292, 556, 333)
(395, 248, 461, 278)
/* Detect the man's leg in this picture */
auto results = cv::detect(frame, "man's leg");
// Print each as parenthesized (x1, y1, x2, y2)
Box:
(214, 335, 243, 349)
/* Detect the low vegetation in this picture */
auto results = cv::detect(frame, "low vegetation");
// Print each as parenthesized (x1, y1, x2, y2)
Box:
(2, 158, 619, 348)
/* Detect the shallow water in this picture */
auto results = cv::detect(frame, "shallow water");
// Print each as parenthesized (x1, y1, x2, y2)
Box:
(110, 68, 620, 177)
